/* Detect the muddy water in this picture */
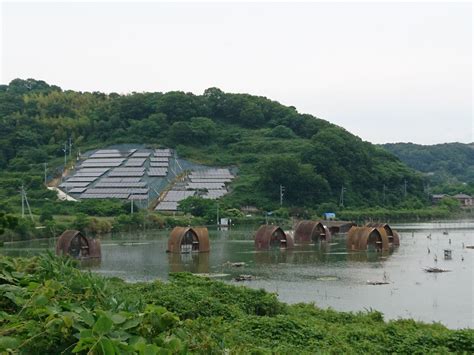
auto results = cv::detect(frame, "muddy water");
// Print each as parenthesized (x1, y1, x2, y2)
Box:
(2, 221, 473, 329)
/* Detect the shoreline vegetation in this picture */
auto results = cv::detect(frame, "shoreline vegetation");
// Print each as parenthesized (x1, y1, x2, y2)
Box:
(0, 205, 473, 242)
(1, 203, 473, 242)
(1, 79, 473, 242)
(1, 254, 473, 353)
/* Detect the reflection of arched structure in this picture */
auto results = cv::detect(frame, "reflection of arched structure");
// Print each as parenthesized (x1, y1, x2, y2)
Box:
(254, 225, 294, 250)
(294, 221, 331, 243)
(347, 226, 388, 251)
(346, 250, 391, 262)
(392, 231, 400, 246)
(365, 223, 400, 247)
(168, 252, 210, 273)
(56, 230, 101, 259)
(167, 227, 210, 254)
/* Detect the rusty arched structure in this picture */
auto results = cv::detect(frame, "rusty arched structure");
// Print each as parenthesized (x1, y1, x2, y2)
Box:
(347, 226, 389, 251)
(294, 220, 331, 243)
(167, 227, 210, 254)
(255, 225, 294, 250)
(56, 230, 101, 259)
(365, 222, 400, 247)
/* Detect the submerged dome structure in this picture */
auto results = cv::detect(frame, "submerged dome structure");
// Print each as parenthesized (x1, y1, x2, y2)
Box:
(56, 230, 101, 259)
(294, 220, 331, 243)
(167, 226, 210, 254)
(254, 225, 294, 250)
(347, 226, 389, 251)
(365, 223, 400, 247)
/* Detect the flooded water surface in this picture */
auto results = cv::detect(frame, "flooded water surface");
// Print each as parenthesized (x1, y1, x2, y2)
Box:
(2, 221, 473, 329)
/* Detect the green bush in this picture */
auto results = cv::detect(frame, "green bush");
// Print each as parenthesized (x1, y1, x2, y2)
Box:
(1, 254, 472, 354)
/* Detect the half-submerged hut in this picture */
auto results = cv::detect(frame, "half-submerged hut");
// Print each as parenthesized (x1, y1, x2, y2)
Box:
(255, 225, 294, 250)
(56, 230, 101, 259)
(365, 223, 400, 247)
(294, 220, 331, 243)
(167, 227, 210, 254)
(320, 220, 356, 235)
(347, 226, 389, 251)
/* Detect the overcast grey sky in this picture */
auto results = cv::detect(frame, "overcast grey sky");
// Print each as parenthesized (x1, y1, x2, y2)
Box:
(1, 1, 472, 144)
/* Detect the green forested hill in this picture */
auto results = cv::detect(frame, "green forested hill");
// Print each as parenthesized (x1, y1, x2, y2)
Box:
(382, 142, 474, 194)
(0, 78, 424, 213)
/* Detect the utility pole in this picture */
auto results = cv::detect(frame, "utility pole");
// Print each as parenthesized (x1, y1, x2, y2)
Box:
(43, 162, 47, 186)
(339, 186, 345, 207)
(216, 201, 220, 227)
(68, 137, 73, 159)
(131, 197, 134, 214)
(279, 185, 285, 206)
(21, 185, 25, 218)
(62, 142, 67, 169)
(20, 186, 34, 221)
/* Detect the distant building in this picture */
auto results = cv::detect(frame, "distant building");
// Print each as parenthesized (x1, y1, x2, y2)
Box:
(452, 194, 473, 206)
(431, 193, 473, 207)
(431, 194, 446, 204)
(322, 212, 336, 220)
(241, 205, 259, 215)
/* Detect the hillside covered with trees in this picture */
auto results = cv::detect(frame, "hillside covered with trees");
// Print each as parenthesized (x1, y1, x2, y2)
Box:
(1, 78, 425, 218)
(382, 143, 474, 195)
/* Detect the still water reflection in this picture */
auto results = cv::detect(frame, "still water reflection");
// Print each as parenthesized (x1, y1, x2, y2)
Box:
(2, 221, 473, 329)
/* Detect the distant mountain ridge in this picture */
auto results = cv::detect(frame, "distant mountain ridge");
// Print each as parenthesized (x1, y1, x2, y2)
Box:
(381, 142, 474, 185)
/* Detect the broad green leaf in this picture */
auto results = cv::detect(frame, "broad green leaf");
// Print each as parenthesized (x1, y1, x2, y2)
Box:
(78, 329, 94, 339)
(34, 294, 49, 306)
(0, 337, 19, 351)
(99, 338, 115, 355)
(111, 313, 126, 324)
(122, 317, 141, 330)
(93, 315, 113, 335)
(62, 314, 74, 328)
(0, 284, 23, 293)
(129, 336, 147, 346)
(143, 344, 160, 355)
(27, 282, 40, 290)
(135, 342, 160, 355)
(109, 330, 131, 341)
(80, 311, 95, 327)
(72, 337, 96, 353)
(165, 337, 182, 352)
(11, 271, 25, 279)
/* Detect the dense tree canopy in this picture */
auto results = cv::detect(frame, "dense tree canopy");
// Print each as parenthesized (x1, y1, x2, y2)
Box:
(0, 78, 425, 212)
(383, 142, 474, 194)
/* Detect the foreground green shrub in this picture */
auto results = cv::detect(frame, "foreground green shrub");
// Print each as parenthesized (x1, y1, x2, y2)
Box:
(1, 253, 472, 354)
